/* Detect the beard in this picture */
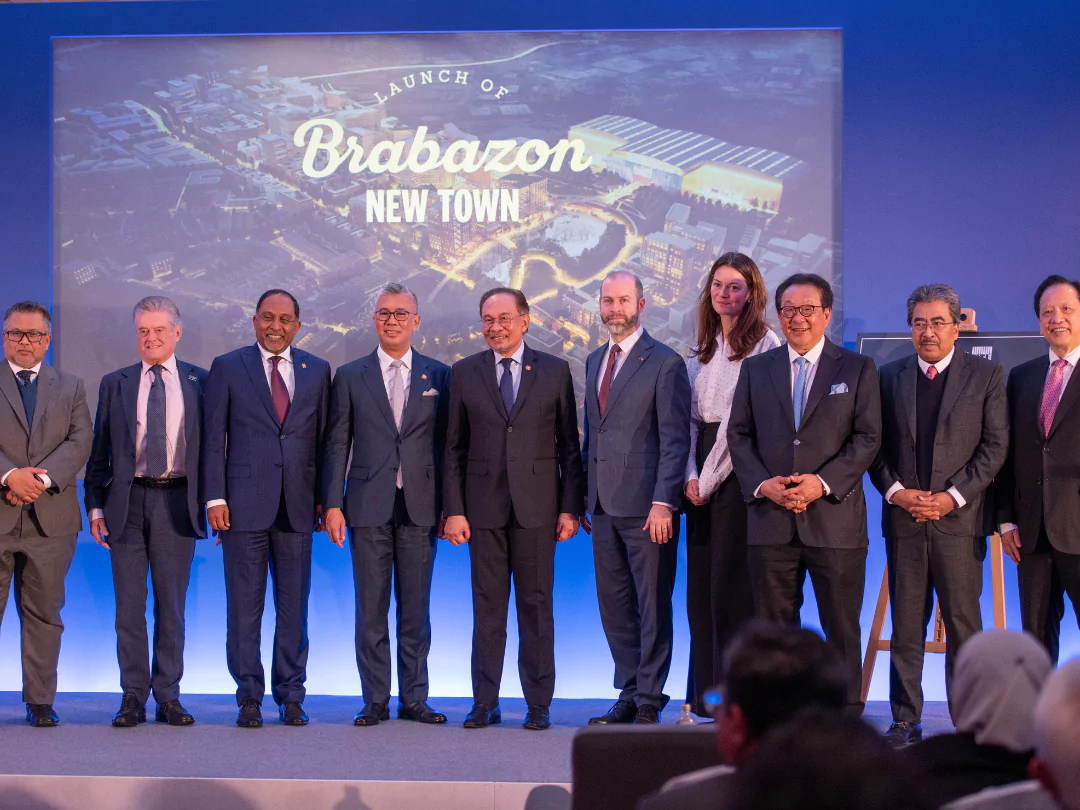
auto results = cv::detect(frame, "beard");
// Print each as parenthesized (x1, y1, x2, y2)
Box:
(603, 310, 639, 339)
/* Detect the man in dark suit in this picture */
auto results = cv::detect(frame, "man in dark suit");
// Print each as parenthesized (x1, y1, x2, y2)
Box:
(443, 287, 585, 731)
(0, 301, 92, 727)
(203, 288, 330, 728)
(870, 284, 1007, 744)
(582, 271, 691, 726)
(323, 282, 451, 727)
(85, 296, 209, 728)
(728, 273, 881, 713)
(996, 274, 1080, 665)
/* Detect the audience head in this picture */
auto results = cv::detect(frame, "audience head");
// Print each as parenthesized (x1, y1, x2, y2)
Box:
(599, 270, 645, 341)
(1034, 274, 1080, 358)
(374, 282, 420, 356)
(132, 296, 183, 366)
(254, 288, 301, 355)
(906, 283, 962, 365)
(711, 622, 846, 766)
(951, 630, 1052, 753)
(479, 286, 530, 357)
(775, 273, 833, 355)
(693, 252, 770, 363)
(728, 709, 935, 810)
(3, 301, 52, 370)
(1031, 659, 1080, 810)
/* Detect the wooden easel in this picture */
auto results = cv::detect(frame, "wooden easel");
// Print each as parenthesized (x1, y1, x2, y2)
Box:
(860, 533, 1008, 703)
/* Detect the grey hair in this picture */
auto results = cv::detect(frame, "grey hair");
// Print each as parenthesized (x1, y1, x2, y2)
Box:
(378, 282, 419, 312)
(133, 295, 182, 327)
(906, 283, 961, 326)
(3, 301, 51, 332)
(602, 270, 644, 301)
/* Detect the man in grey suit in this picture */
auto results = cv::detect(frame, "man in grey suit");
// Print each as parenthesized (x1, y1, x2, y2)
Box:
(728, 273, 881, 713)
(870, 284, 1007, 744)
(84, 296, 208, 728)
(0, 301, 92, 727)
(583, 271, 691, 726)
(323, 282, 451, 727)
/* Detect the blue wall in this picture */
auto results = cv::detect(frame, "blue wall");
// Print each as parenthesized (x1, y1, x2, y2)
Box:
(1, 0, 1078, 702)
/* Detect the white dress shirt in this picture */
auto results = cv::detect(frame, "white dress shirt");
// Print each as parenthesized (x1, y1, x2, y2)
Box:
(2, 361, 52, 489)
(378, 346, 413, 405)
(493, 340, 526, 402)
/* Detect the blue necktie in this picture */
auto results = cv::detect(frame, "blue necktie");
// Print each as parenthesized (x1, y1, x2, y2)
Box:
(499, 357, 515, 417)
(145, 364, 167, 477)
(792, 356, 809, 431)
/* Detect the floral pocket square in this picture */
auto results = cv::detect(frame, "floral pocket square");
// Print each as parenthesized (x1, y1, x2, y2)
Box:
(829, 382, 849, 395)
(422, 388, 440, 397)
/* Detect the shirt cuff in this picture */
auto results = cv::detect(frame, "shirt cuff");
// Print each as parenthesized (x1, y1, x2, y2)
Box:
(205, 499, 227, 508)
(753, 481, 765, 499)
(652, 501, 675, 510)
(38, 474, 52, 490)
(947, 486, 966, 509)
(1000, 522, 1019, 535)
(1, 468, 13, 486)
(89, 508, 105, 522)
(885, 482, 904, 504)
(816, 475, 831, 497)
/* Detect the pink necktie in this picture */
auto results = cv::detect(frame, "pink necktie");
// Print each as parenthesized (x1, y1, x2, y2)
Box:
(1040, 358, 1068, 437)
(926, 366, 938, 380)
(270, 355, 291, 424)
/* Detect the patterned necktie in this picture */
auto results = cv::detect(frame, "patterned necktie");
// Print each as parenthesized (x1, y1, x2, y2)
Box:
(598, 344, 621, 415)
(926, 366, 938, 381)
(1040, 358, 1068, 437)
(270, 355, 290, 424)
(793, 356, 809, 431)
(499, 357, 515, 417)
(16, 370, 32, 388)
(145, 364, 167, 477)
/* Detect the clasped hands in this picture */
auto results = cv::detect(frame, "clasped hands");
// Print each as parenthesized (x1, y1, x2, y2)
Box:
(890, 489, 957, 523)
(759, 474, 825, 514)
(3, 467, 48, 507)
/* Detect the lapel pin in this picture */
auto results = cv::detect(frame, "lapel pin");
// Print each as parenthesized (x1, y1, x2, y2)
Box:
(421, 373, 428, 380)
(525, 365, 532, 371)
(638, 356, 644, 362)
(188, 374, 197, 381)
(301, 362, 307, 369)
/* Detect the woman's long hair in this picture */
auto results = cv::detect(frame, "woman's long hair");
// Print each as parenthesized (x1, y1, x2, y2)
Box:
(692, 252, 770, 364)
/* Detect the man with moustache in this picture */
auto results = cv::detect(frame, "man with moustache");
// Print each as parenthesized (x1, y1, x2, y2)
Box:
(583, 271, 691, 726)
(870, 284, 1007, 743)
(728, 273, 881, 713)
(443, 287, 585, 731)
(323, 282, 451, 727)
(996, 275, 1080, 664)
(0, 301, 92, 727)
(203, 289, 330, 727)
(85, 296, 209, 728)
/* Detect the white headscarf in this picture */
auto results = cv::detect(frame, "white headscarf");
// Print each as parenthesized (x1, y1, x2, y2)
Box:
(952, 630, 1053, 752)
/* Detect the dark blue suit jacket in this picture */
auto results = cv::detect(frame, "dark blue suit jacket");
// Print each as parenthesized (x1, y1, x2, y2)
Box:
(322, 349, 451, 527)
(84, 359, 209, 538)
(202, 344, 331, 533)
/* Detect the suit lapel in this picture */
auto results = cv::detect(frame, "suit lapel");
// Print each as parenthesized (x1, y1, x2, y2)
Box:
(285, 350, 313, 427)
(177, 360, 198, 446)
(936, 349, 969, 431)
(769, 348, 795, 429)
(509, 344, 538, 421)
(600, 329, 653, 424)
(360, 351, 398, 433)
(0, 365, 30, 435)
(400, 351, 430, 432)
(240, 344, 280, 425)
(120, 363, 141, 448)
(1048, 357, 1080, 439)
(1026, 356, 1051, 439)
(899, 355, 919, 442)
(30, 364, 56, 439)
(799, 340, 843, 428)
(480, 350, 509, 421)
(585, 345, 603, 426)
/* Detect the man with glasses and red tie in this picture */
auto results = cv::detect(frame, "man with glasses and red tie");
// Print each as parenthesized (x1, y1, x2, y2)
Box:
(0, 301, 92, 727)
(728, 273, 881, 715)
(322, 282, 451, 728)
(996, 274, 1080, 665)
(203, 289, 330, 728)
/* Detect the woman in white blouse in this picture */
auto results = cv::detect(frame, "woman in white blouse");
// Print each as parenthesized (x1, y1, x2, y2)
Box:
(684, 252, 781, 716)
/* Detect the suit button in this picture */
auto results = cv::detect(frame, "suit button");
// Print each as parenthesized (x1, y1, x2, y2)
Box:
(280, 432, 286, 440)
(391, 467, 398, 473)
(275, 462, 283, 469)
(130, 452, 136, 459)
(598, 429, 605, 434)
(509, 456, 516, 462)
(507, 426, 513, 433)
(28, 453, 35, 460)
(793, 439, 801, 446)
(397, 438, 403, 445)
(1037, 479, 1042, 485)
(1044, 446, 1050, 452)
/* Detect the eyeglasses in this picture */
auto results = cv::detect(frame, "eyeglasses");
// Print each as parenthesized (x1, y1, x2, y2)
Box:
(779, 305, 827, 320)
(482, 315, 522, 330)
(3, 330, 49, 344)
(375, 309, 416, 323)
(911, 320, 957, 333)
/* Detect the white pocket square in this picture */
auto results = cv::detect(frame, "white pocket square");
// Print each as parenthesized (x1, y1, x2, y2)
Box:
(422, 388, 440, 397)
(829, 382, 849, 395)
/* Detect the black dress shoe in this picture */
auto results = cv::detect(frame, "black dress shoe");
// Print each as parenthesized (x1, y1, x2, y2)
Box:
(280, 701, 309, 726)
(462, 702, 501, 728)
(155, 700, 195, 726)
(588, 700, 637, 725)
(884, 721, 922, 746)
(236, 698, 263, 728)
(522, 705, 550, 731)
(112, 693, 146, 728)
(398, 700, 447, 724)
(354, 703, 390, 726)
(634, 705, 661, 724)
(26, 704, 59, 728)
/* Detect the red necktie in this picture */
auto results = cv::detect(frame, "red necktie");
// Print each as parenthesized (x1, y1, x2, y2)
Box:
(1040, 358, 1068, 437)
(926, 366, 938, 380)
(270, 355, 290, 424)
(598, 344, 621, 415)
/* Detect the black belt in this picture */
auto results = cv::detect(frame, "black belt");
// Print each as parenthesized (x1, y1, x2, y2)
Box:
(133, 476, 187, 489)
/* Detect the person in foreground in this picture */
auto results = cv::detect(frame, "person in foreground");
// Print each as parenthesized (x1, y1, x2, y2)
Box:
(1030, 658, 1080, 810)
(904, 629, 1053, 804)
(442, 287, 585, 731)
(84, 296, 208, 728)
(203, 289, 331, 727)
(0, 301, 92, 727)
(322, 283, 451, 727)
(870, 283, 1008, 743)
(638, 621, 847, 810)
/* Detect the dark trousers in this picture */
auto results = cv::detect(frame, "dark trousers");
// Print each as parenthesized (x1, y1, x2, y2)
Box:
(0, 509, 77, 704)
(468, 507, 556, 708)
(886, 524, 984, 723)
(592, 508, 680, 710)
(110, 482, 196, 705)
(684, 434, 754, 714)
(222, 493, 312, 706)
(748, 535, 866, 711)
(349, 488, 437, 705)
(1019, 524, 1080, 666)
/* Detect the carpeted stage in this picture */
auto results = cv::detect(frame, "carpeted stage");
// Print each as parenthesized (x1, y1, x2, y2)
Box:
(0, 693, 954, 809)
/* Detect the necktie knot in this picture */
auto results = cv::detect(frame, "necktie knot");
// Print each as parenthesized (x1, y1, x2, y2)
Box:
(926, 365, 938, 380)
(150, 364, 164, 381)
(270, 355, 281, 369)
(390, 359, 403, 369)
(1054, 358, 1068, 371)
(16, 370, 33, 388)
(501, 357, 513, 370)
(794, 356, 807, 369)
